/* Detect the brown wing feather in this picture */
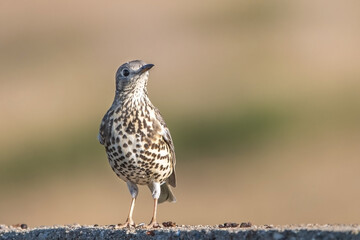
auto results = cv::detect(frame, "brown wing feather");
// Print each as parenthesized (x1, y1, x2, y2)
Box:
(98, 109, 114, 146)
(154, 107, 176, 187)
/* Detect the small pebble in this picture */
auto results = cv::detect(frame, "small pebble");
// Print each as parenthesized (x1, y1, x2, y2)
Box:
(12, 224, 28, 229)
(146, 230, 155, 236)
(219, 222, 239, 228)
(163, 221, 177, 227)
(240, 222, 252, 228)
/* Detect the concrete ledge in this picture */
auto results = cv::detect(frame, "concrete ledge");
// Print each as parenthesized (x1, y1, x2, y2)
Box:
(1, 224, 360, 240)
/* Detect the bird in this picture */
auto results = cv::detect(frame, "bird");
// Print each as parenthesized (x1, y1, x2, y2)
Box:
(98, 60, 176, 228)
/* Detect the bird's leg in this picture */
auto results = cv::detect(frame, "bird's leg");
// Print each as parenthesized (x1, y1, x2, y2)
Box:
(118, 181, 138, 228)
(147, 182, 161, 228)
(147, 198, 159, 228)
(118, 197, 136, 228)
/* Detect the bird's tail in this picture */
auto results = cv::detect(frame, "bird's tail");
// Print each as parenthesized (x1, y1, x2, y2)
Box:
(158, 183, 176, 204)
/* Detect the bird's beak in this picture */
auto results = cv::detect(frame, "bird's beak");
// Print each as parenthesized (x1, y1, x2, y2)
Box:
(138, 64, 154, 75)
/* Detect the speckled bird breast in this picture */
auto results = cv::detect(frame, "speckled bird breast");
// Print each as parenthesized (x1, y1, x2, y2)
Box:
(105, 105, 173, 185)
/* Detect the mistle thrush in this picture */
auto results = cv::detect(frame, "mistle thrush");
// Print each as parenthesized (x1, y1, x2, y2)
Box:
(98, 60, 176, 228)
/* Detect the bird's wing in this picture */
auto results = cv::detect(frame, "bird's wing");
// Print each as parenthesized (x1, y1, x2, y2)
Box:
(154, 107, 177, 187)
(98, 109, 114, 145)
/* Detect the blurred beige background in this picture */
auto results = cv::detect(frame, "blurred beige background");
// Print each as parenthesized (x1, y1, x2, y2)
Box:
(1, 0, 360, 226)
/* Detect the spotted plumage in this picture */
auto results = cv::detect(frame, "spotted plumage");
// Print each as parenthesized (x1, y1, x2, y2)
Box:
(98, 60, 176, 228)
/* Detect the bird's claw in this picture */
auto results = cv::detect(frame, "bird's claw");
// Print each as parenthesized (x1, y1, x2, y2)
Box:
(146, 221, 160, 229)
(117, 221, 136, 228)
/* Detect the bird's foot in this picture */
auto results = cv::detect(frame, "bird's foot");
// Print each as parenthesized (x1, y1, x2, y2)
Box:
(146, 220, 160, 229)
(117, 220, 136, 228)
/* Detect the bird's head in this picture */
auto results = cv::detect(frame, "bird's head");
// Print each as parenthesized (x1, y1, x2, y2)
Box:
(115, 60, 154, 93)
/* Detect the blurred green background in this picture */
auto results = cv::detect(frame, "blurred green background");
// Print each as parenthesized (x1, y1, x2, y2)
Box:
(1, 0, 360, 226)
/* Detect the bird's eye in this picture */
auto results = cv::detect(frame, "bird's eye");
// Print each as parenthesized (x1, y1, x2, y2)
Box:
(122, 69, 130, 77)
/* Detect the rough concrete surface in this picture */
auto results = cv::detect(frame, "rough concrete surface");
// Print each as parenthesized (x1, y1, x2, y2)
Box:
(1, 223, 360, 240)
